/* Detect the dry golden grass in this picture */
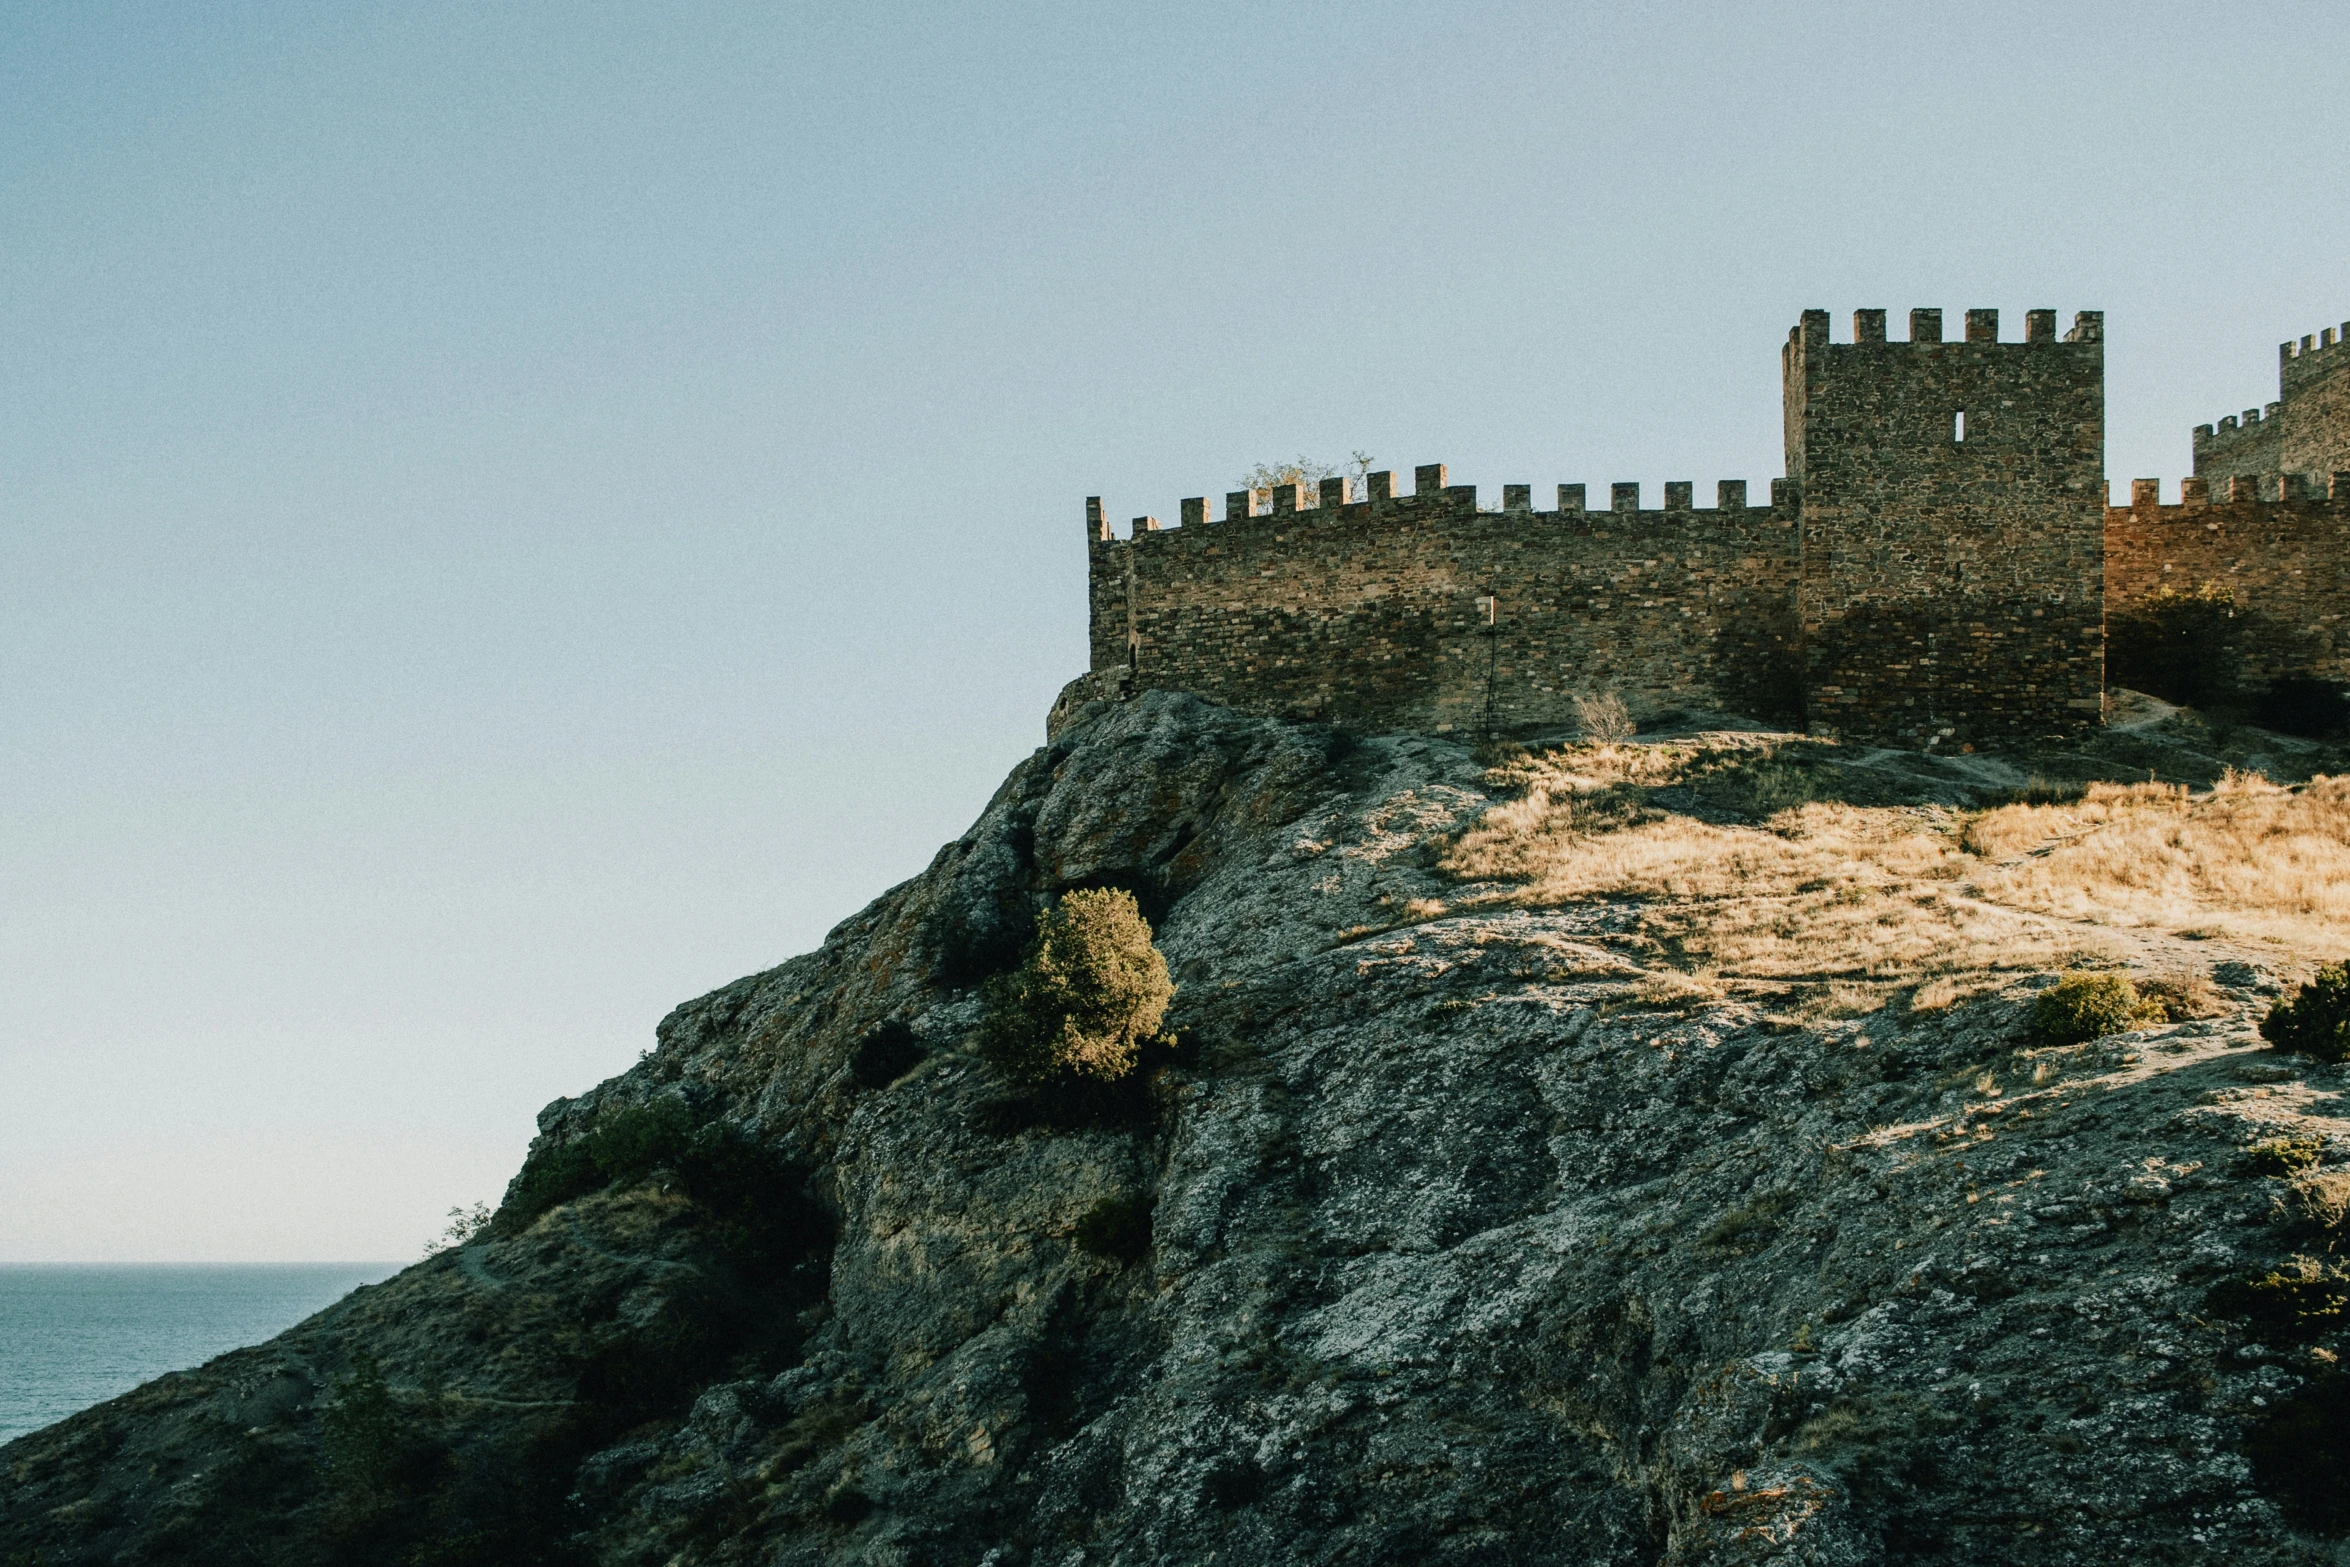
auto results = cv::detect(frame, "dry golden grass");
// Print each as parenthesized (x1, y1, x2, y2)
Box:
(1804, 980, 1891, 1019)
(1632, 971, 1724, 1007)
(1438, 737, 2350, 982)
(1449, 738, 2350, 988)
(2136, 968, 2228, 1020)
(1907, 976, 1966, 1013)
(1446, 744, 2083, 981)
(1963, 772, 2350, 954)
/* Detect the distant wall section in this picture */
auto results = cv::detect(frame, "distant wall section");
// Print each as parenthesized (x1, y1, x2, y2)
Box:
(2193, 320, 2350, 494)
(2190, 404, 2283, 492)
(2281, 328, 2350, 482)
(1086, 472, 1799, 735)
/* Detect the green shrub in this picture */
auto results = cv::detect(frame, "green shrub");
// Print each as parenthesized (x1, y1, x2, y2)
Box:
(1698, 1192, 1793, 1254)
(2029, 971, 2157, 1045)
(493, 1095, 825, 1272)
(978, 888, 1175, 1086)
(498, 1098, 695, 1229)
(2208, 1255, 2350, 1342)
(2262, 962, 2350, 1061)
(587, 1098, 698, 1185)
(321, 1351, 440, 1510)
(2136, 969, 2224, 1021)
(849, 1021, 924, 1088)
(1074, 1193, 1155, 1264)
(496, 1139, 600, 1231)
(2249, 1135, 2325, 1177)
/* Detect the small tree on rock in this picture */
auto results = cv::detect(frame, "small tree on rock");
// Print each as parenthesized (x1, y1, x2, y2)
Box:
(980, 889, 1175, 1085)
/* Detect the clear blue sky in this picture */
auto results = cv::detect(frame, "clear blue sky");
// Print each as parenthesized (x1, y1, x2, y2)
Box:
(4, 1, 2344, 1260)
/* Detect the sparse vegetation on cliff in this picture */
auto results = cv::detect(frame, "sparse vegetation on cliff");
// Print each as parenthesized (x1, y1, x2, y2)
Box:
(1444, 738, 2350, 1018)
(19, 689, 2350, 1566)
(2029, 971, 2155, 1045)
(2261, 960, 2350, 1060)
(978, 887, 1174, 1086)
(1074, 1192, 1155, 1264)
(848, 1019, 924, 1087)
(499, 1097, 822, 1283)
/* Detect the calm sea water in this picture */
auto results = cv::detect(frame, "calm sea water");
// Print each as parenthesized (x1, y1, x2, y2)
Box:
(0, 1263, 401, 1445)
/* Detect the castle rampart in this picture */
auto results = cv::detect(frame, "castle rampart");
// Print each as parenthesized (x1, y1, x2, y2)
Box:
(2191, 404, 2283, 490)
(2106, 476, 2350, 688)
(1086, 471, 1799, 735)
(1081, 304, 2350, 746)
(2280, 326, 2350, 480)
(2193, 318, 2350, 493)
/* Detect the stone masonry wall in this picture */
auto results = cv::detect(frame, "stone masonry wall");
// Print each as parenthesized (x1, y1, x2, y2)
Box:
(1086, 473, 1799, 735)
(1786, 307, 2106, 746)
(2106, 478, 2350, 687)
(2192, 404, 2284, 490)
(2191, 319, 2350, 492)
(1075, 305, 2350, 746)
(2280, 326, 2350, 482)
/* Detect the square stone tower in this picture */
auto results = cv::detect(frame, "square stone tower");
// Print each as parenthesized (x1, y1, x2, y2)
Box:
(1783, 306, 2105, 746)
(2279, 327, 2350, 482)
(2191, 322, 2350, 496)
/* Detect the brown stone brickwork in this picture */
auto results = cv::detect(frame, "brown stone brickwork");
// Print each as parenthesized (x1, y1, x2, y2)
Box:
(2193, 318, 2350, 495)
(1087, 476, 1798, 734)
(1081, 304, 2350, 744)
(2192, 402, 2284, 492)
(1784, 307, 2106, 746)
(2281, 328, 2350, 481)
(2106, 476, 2350, 688)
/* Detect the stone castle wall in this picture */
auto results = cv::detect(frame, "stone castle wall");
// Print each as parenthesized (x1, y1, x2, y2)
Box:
(2194, 318, 2350, 491)
(2280, 328, 2350, 481)
(1083, 305, 2350, 745)
(2106, 477, 2350, 687)
(2192, 403, 2285, 491)
(1086, 474, 1799, 735)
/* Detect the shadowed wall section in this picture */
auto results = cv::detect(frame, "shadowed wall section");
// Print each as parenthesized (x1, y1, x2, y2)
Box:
(2107, 478, 2350, 689)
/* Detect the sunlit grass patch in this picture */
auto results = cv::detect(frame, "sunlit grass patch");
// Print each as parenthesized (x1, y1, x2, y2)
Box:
(1964, 772, 2350, 954)
(1448, 729, 2350, 976)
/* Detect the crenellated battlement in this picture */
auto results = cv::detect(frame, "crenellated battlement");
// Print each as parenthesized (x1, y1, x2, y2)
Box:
(2108, 471, 2350, 691)
(2194, 403, 2282, 451)
(1078, 300, 2346, 747)
(2280, 321, 2350, 389)
(1084, 453, 1803, 734)
(1791, 306, 2099, 349)
(2118, 473, 2350, 512)
(1087, 470, 1793, 545)
(2194, 309, 2350, 492)
(1784, 303, 2107, 743)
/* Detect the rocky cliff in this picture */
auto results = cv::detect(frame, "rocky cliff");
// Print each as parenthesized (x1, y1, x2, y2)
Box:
(6, 688, 2350, 1565)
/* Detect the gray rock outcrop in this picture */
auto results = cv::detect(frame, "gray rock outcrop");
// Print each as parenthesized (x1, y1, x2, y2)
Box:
(3, 690, 2344, 1565)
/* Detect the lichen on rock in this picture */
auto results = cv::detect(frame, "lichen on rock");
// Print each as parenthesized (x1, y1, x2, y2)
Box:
(7, 689, 2350, 1565)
